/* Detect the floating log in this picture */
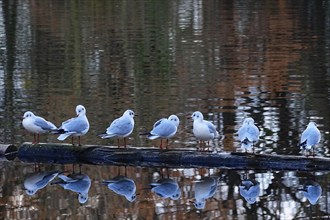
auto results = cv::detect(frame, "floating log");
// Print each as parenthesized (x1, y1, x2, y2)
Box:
(17, 142, 330, 171)
(0, 144, 17, 161)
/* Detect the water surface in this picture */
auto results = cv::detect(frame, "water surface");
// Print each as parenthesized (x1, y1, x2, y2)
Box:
(1, 0, 330, 219)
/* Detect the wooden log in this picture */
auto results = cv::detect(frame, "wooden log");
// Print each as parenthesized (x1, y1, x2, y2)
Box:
(0, 144, 17, 161)
(17, 142, 330, 171)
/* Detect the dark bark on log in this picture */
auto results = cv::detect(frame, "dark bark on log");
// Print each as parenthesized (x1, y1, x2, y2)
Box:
(16, 142, 330, 171)
(0, 144, 17, 161)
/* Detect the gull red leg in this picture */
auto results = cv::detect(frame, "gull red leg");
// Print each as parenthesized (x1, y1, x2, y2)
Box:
(160, 139, 163, 150)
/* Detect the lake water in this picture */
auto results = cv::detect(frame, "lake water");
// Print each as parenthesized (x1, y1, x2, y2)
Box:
(0, 0, 330, 219)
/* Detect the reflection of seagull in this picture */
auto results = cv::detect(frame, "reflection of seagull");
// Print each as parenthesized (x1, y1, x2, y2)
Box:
(238, 118, 260, 152)
(52, 173, 91, 204)
(150, 178, 181, 200)
(299, 122, 321, 154)
(102, 175, 136, 202)
(22, 111, 57, 144)
(194, 176, 218, 209)
(190, 111, 218, 150)
(301, 181, 322, 205)
(143, 115, 180, 149)
(24, 170, 61, 195)
(56, 105, 89, 146)
(239, 179, 260, 204)
(98, 110, 135, 147)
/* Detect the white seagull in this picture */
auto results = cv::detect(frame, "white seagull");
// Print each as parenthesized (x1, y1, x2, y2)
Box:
(52, 173, 91, 204)
(238, 117, 260, 153)
(144, 115, 180, 149)
(22, 111, 57, 144)
(24, 170, 61, 195)
(239, 179, 260, 204)
(190, 111, 218, 150)
(56, 105, 89, 146)
(299, 122, 321, 156)
(194, 176, 218, 209)
(102, 175, 136, 202)
(150, 178, 181, 200)
(98, 109, 136, 147)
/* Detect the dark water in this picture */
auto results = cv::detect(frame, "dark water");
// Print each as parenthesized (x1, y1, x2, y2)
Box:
(0, 0, 330, 219)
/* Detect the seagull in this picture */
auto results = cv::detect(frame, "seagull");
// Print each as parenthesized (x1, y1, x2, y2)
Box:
(300, 181, 322, 205)
(102, 175, 136, 202)
(98, 109, 136, 147)
(238, 117, 260, 153)
(190, 111, 218, 150)
(143, 115, 180, 149)
(150, 178, 181, 200)
(22, 111, 57, 144)
(194, 176, 218, 209)
(52, 173, 91, 204)
(23, 170, 61, 195)
(299, 122, 321, 156)
(239, 179, 260, 204)
(55, 105, 89, 146)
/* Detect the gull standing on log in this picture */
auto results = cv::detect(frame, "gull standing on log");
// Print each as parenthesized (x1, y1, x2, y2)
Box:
(22, 111, 57, 144)
(190, 111, 218, 151)
(98, 109, 136, 147)
(299, 122, 321, 156)
(143, 115, 180, 149)
(56, 105, 89, 146)
(238, 117, 260, 153)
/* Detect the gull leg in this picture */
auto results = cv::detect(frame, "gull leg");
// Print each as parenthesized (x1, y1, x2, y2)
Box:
(78, 136, 81, 146)
(124, 138, 127, 148)
(71, 137, 74, 145)
(166, 139, 169, 149)
(160, 139, 163, 150)
(33, 134, 36, 144)
(37, 134, 40, 143)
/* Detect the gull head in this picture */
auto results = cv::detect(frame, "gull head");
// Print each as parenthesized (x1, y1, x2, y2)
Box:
(78, 193, 88, 204)
(194, 200, 206, 209)
(127, 194, 137, 202)
(170, 189, 181, 200)
(243, 117, 255, 125)
(308, 122, 317, 128)
(23, 111, 35, 119)
(76, 105, 86, 116)
(123, 109, 135, 118)
(168, 115, 180, 127)
(25, 189, 36, 196)
(191, 111, 204, 122)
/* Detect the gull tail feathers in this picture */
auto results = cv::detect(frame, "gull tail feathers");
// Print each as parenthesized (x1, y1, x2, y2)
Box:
(241, 139, 253, 149)
(57, 133, 71, 141)
(97, 133, 116, 139)
(299, 140, 307, 150)
(51, 128, 65, 134)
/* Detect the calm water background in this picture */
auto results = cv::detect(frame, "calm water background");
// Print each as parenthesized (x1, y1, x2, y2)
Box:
(1, 0, 330, 219)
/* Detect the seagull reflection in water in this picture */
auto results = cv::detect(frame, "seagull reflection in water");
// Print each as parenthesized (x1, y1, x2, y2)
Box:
(193, 176, 219, 209)
(102, 175, 137, 202)
(52, 173, 91, 204)
(150, 178, 181, 200)
(239, 179, 261, 204)
(299, 180, 322, 205)
(23, 170, 62, 196)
